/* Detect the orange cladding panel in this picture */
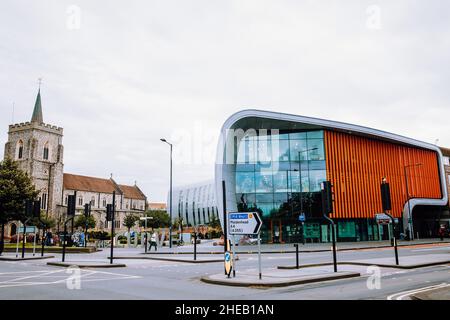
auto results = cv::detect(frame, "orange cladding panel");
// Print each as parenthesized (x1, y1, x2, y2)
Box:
(324, 131, 442, 219)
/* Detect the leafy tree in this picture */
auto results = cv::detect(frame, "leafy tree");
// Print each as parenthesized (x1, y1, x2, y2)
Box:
(0, 158, 39, 255)
(139, 210, 170, 229)
(208, 215, 221, 229)
(172, 217, 183, 230)
(30, 210, 57, 230)
(74, 215, 96, 230)
(123, 214, 139, 233)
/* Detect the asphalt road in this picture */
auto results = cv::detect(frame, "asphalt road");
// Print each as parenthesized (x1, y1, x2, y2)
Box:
(0, 243, 448, 300)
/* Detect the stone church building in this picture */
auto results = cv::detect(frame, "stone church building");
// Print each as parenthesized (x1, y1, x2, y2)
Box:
(3, 89, 147, 237)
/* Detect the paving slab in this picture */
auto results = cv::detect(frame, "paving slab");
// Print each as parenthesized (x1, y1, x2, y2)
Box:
(0, 255, 55, 261)
(278, 254, 450, 270)
(142, 240, 450, 255)
(411, 285, 450, 300)
(201, 267, 360, 288)
(111, 255, 232, 263)
(47, 261, 127, 268)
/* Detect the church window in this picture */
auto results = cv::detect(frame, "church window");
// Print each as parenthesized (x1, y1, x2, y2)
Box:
(16, 140, 24, 159)
(41, 193, 47, 210)
(64, 196, 68, 205)
(102, 198, 107, 207)
(43, 142, 49, 160)
(78, 197, 83, 206)
(91, 196, 95, 207)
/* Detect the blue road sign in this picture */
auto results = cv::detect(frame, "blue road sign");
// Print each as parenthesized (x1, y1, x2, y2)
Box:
(298, 213, 306, 222)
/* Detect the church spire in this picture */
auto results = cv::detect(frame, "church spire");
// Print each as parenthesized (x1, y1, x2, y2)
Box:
(31, 80, 43, 124)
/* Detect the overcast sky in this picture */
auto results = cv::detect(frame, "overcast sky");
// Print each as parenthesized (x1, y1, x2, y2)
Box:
(1, 1, 449, 202)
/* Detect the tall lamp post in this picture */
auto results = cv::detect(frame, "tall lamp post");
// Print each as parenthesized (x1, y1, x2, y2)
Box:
(161, 138, 173, 248)
(404, 163, 422, 241)
(297, 147, 318, 244)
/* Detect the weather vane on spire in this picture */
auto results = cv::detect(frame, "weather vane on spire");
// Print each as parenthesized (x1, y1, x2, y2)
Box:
(38, 77, 43, 90)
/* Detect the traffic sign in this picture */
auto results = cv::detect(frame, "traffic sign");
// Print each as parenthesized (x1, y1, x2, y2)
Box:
(228, 212, 262, 235)
(298, 213, 306, 222)
(375, 213, 392, 225)
(18, 226, 37, 234)
(224, 251, 233, 277)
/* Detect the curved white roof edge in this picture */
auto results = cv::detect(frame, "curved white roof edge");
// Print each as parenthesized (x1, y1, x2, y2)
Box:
(215, 109, 448, 231)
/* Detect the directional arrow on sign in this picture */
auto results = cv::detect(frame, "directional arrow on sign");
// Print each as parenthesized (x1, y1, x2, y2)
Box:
(228, 212, 262, 235)
(252, 212, 262, 234)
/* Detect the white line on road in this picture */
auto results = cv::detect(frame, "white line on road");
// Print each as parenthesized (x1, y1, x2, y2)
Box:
(387, 283, 449, 300)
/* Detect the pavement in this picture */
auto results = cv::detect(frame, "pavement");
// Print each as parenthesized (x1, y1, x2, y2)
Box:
(47, 261, 127, 268)
(112, 255, 225, 263)
(201, 266, 360, 287)
(411, 284, 450, 300)
(278, 253, 450, 269)
(0, 255, 55, 261)
(140, 238, 450, 254)
(0, 240, 448, 299)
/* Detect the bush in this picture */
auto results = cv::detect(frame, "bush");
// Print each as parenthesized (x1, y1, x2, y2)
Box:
(87, 231, 110, 240)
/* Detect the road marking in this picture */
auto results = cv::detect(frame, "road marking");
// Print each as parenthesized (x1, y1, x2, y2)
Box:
(412, 246, 450, 252)
(387, 283, 449, 300)
(0, 269, 141, 289)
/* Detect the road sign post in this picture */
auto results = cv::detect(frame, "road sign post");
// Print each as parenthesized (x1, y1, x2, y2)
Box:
(228, 212, 262, 279)
(258, 233, 262, 280)
(231, 235, 236, 277)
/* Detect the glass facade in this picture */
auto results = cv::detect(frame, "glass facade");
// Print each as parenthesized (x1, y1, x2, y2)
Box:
(235, 130, 327, 243)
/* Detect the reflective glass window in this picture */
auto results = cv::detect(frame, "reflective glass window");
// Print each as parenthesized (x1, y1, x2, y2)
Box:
(307, 139, 325, 160)
(257, 136, 272, 163)
(307, 131, 324, 139)
(309, 170, 326, 192)
(289, 139, 308, 161)
(275, 139, 290, 162)
(273, 171, 289, 192)
(289, 132, 307, 140)
(256, 203, 275, 218)
(255, 172, 274, 193)
(236, 172, 255, 193)
(288, 171, 300, 192)
(236, 193, 256, 204)
(256, 193, 274, 203)
(274, 192, 288, 203)
(237, 136, 256, 163)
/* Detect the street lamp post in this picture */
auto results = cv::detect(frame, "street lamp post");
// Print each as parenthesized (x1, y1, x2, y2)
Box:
(161, 138, 173, 249)
(297, 147, 318, 245)
(403, 163, 422, 241)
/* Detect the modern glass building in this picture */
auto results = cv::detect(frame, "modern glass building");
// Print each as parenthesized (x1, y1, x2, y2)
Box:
(169, 181, 220, 227)
(215, 110, 449, 243)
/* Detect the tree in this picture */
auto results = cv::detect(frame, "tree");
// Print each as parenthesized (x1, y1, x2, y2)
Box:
(74, 215, 96, 230)
(172, 217, 183, 230)
(208, 215, 221, 229)
(123, 214, 139, 233)
(0, 158, 39, 255)
(139, 210, 170, 230)
(30, 210, 57, 230)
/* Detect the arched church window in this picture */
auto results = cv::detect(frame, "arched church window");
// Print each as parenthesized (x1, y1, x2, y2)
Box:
(16, 140, 24, 159)
(43, 142, 49, 160)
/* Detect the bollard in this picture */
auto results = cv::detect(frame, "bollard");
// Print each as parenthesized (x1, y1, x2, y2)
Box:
(295, 244, 299, 269)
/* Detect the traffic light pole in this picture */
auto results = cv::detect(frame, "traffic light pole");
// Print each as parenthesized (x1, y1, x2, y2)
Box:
(385, 212, 399, 265)
(381, 179, 399, 265)
(323, 215, 337, 272)
(62, 216, 74, 262)
(322, 181, 337, 272)
(110, 191, 115, 264)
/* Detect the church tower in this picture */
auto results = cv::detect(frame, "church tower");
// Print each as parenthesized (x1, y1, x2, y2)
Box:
(3, 88, 64, 218)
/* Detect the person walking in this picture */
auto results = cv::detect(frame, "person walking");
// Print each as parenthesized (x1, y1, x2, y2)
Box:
(149, 231, 158, 251)
(438, 225, 445, 241)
